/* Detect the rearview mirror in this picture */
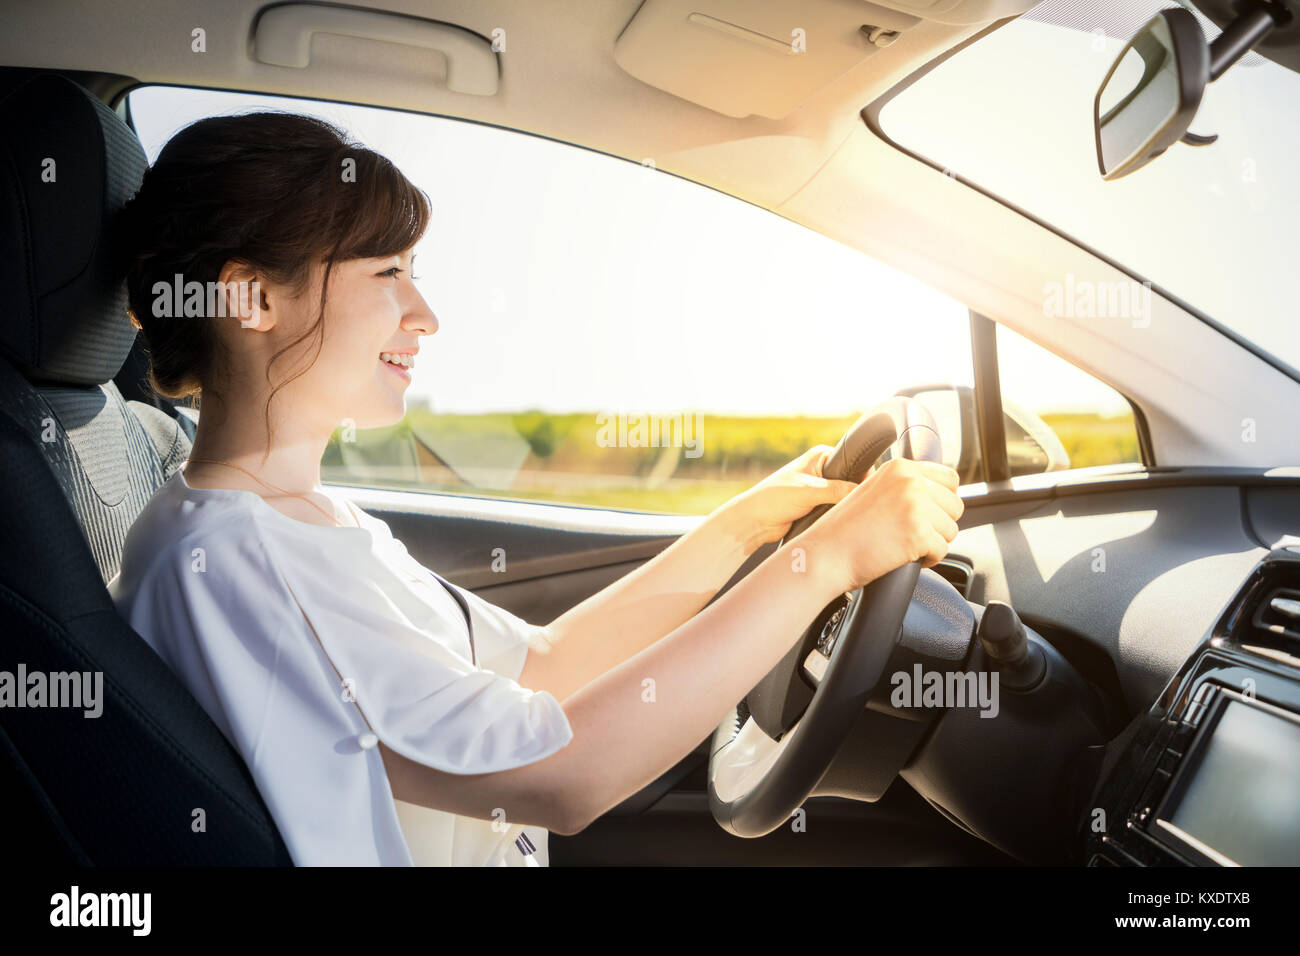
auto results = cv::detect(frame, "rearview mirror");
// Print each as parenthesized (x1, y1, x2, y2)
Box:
(1094, 8, 1209, 181)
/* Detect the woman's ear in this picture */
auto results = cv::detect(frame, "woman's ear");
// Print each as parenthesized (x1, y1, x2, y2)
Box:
(217, 259, 276, 332)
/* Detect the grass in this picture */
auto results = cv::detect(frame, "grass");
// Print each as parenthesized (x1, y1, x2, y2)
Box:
(323, 408, 1140, 515)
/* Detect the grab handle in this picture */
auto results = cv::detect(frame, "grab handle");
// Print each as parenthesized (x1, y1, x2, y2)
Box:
(254, 3, 500, 96)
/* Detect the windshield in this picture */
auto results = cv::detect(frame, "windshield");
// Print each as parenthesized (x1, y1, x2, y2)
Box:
(878, 0, 1300, 374)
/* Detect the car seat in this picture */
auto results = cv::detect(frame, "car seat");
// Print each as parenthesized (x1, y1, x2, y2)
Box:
(0, 71, 292, 864)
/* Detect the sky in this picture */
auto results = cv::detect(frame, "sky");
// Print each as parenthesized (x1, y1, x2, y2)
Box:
(127, 82, 1134, 418)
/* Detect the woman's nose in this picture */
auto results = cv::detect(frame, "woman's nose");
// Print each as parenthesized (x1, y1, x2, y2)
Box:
(403, 288, 438, 336)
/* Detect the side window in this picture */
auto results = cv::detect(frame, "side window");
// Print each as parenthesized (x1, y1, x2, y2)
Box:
(994, 323, 1142, 474)
(127, 86, 977, 515)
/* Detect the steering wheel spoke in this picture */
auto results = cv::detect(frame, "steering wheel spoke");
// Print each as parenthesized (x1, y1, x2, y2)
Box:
(803, 588, 859, 686)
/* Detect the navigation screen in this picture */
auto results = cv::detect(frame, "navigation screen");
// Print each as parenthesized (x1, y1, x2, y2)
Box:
(1159, 698, 1300, 866)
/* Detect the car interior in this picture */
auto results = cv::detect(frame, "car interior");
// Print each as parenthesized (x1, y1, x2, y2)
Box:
(2, 0, 1299, 868)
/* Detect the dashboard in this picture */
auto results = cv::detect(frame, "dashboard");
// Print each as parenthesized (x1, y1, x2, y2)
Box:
(373, 464, 1300, 866)
(835, 469, 1300, 866)
(1087, 547, 1300, 866)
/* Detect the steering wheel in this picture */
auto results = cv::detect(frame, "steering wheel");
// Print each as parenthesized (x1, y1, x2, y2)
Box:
(707, 396, 943, 837)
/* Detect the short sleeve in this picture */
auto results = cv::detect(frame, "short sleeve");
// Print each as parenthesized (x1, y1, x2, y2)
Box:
(450, 583, 550, 683)
(374, 526, 549, 683)
(187, 511, 573, 777)
(265, 526, 574, 776)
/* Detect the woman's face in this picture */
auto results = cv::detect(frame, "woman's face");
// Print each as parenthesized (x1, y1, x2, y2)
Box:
(271, 249, 437, 432)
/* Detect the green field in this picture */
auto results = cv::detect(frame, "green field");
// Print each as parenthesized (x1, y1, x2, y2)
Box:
(324, 408, 1139, 515)
(1041, 412, 1141, 472)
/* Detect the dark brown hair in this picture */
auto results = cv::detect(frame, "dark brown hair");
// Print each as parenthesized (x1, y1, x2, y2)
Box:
(115, 110, 430, 443)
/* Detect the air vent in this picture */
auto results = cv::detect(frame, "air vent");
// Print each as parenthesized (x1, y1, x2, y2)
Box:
(1252, 587, 1300, 645)
(931, 556, 974, 598)
(1222, 556, 1300, 665)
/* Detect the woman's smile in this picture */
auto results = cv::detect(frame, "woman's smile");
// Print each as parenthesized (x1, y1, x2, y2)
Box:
(379, 349, 417, 385)
(380, 358, 412, 384)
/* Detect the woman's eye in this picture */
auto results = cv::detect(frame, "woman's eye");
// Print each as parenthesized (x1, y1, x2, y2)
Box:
(377, 267, 420, 280)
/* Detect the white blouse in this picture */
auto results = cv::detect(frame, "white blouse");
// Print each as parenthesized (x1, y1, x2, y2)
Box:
(107, 469, 574, 866)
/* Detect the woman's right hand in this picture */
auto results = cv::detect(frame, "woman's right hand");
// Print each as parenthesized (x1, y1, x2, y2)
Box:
(794, 457, 964, 596)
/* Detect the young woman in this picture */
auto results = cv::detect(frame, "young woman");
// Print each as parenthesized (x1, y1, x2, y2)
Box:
(108, 112, 964, 866)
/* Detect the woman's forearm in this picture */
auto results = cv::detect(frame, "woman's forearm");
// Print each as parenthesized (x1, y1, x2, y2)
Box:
(386, 533, 844, 835)
(551, 535, 843, 832)
(517, 504, 763, 701)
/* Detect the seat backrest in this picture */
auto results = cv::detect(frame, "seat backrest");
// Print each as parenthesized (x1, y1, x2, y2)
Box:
(0, 71, 291, 864)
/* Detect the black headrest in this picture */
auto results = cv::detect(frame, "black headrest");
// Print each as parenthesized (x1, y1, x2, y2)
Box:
(0, 73, 147, 386)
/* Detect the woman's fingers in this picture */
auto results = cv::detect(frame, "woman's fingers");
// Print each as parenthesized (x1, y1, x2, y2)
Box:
(921, 479, 965, 523)
(918, 524, 952, 568)
(926, 499, 960, 544)
(913, 460, 960, 491)
(824, 478, 857, 504)
(798, 444, 836, 475)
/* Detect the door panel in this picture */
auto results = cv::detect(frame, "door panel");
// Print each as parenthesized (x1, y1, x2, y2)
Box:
(333, 467, 1297, 864)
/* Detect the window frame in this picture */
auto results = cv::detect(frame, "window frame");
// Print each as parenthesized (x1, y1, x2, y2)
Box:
(969, 310, 1153, 484)
(117, 79, 1153, 516)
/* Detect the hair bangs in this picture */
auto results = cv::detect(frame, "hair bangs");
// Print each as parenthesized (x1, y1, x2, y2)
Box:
(333, 150, 431, 262)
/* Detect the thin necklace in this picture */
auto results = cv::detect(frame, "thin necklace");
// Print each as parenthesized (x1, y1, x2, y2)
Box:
(183, 457, 358, 528)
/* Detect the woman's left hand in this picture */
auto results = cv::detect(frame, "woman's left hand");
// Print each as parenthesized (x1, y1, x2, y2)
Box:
(711, 445, 859, 555)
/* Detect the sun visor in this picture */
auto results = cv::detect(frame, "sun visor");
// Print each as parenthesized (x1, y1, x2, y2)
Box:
(613, 0, 923, 119)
